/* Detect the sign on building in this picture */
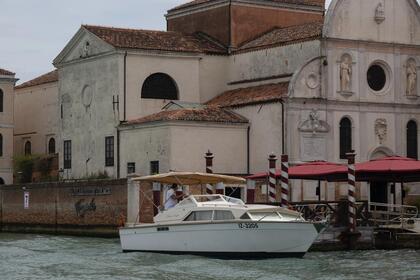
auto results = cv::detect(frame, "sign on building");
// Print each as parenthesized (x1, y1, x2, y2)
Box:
(24, 191, 30, 209)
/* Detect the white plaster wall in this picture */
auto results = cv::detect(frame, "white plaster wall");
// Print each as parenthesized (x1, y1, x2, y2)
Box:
(125, 54, 201, 120)
(0, 78, 15, 184)
(119, 125, 171, 178)
(14, 82, 59, 155)
(169, 124, 248, 174)
(58, 54, 120, 179)
(233, 103, 283, 174)
(119, 122, 248, 177)
(198, 55, 229, 103)
(229, 40, 321, 83)
(325, 0, 420, 45)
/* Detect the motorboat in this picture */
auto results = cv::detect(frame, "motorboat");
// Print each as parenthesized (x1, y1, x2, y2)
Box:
(119, 172, 321, 258)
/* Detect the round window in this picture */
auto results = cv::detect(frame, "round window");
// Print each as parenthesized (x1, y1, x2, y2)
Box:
(367, 65, 386, 91)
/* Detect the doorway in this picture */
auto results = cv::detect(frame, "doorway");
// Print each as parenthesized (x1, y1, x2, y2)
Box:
(370, 181, 388, 205)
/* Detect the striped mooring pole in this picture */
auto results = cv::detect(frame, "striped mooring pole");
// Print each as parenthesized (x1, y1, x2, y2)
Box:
(246, 179, 256, 203)
(268, 154, 277, 203)
(346, 151, 357, 232)
(205, 150, 214, 194)
(280, 155, 289, 208)
(152, 182, 161, 216)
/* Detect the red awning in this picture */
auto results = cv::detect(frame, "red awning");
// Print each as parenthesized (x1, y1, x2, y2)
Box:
(355, 156, 420, 182)
(247, 161, 347, 181)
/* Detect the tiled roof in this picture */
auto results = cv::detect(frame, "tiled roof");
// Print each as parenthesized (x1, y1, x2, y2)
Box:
(15, 70, 58, 90)
(237, 21, 323, 52)
(83, 25, 226, 54)
(207, 82, 289, 107)
(0, 68, 15, 76)
(124, 107, 248, 125)
(169, 0, 325, 12)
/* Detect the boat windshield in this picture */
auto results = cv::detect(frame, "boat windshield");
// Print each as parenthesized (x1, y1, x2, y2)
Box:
(190, 195, 245, 205)
(249, 212, 282, 221)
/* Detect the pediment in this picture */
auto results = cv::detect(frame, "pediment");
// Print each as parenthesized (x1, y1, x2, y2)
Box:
(53, 27, 115, 66)
(324, 0, 420, 45)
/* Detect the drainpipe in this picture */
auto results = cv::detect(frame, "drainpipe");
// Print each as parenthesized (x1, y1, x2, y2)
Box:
(247, 126, 250, 174)
(123, 51, 127, 122)
(280, 100, 286, 155)
(117, 129, 121, 179)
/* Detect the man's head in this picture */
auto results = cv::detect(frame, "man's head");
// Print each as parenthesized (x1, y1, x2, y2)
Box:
(171, 183, 178, 189)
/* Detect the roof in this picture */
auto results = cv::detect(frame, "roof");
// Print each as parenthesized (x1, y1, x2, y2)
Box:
(237, 21, 323, 52)
(169, 0, 325, 12)
(0, 68, 15, 76)
(83, 25, 226, 54)
(207, 82, 289, 108)
(123, 106, 248, 125)
(15, 70, 58, 90)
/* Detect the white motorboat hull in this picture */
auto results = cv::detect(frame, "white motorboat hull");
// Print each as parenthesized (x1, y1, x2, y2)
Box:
(119, 221, 319, 258)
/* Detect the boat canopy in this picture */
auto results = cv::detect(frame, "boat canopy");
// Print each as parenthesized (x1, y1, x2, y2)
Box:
(133, 172, 246, 185)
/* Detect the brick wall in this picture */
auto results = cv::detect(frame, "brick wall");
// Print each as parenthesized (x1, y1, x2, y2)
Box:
(0, 179, 127, 236)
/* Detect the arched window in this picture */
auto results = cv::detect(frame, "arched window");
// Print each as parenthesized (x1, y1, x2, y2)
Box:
(340, 117, 352, 159)
(407, 120, 418, 160)
(0, 134, 2, 157)
(24, 141, 32, 156)
(0, 178, 4, 185)
(141, 73, 178, 100)
(48, 138, 56, 154)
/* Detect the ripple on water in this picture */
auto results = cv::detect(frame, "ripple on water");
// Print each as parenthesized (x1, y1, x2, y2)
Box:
(1, 234, 420, 280)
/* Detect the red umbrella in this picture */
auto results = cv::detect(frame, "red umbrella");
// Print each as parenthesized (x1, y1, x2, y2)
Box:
(356, 156, 420, 182)
(247, 161, 347, 182)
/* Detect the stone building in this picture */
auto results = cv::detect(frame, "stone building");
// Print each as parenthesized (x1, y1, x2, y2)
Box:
(0, 68, 17, 184)
(14, 70, 59, 157)
(17, 0, 420, 203)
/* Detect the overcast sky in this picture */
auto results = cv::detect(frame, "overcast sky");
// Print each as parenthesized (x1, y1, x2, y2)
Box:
(4, 0, 417, 84)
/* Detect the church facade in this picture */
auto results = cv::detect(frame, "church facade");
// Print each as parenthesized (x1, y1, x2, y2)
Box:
(15, 0, 420, 203)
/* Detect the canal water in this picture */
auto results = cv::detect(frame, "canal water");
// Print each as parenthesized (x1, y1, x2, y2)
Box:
(1, 233, 420, 280)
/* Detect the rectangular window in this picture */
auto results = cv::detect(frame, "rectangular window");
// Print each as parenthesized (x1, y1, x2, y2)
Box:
(64, 140, 71, 169)
(127, 162, 136, 174)
(150, 161, 159, 175)
(105, 136, 114, 167)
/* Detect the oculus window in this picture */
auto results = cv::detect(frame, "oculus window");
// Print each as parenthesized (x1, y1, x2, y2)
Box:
(367, 64, 386, 91)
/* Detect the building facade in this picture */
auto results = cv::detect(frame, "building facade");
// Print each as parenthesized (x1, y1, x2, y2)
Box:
(0, 68, 17, 184)
(16, 0, 420, 203)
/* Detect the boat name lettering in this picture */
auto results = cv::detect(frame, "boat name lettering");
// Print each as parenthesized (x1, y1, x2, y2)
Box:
(71, 187, 112, 196)
(238, 223, 258, 229)
(157, 227, 169, 232)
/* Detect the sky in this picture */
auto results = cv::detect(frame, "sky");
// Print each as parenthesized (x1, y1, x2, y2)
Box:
(2, 0, 417, 84)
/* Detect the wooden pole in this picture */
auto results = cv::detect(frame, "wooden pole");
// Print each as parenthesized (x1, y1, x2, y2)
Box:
(205, 150, 214, 194)
(280, 155, 289, 207)
(346, 151, 357, 232)
(268, 154, 277, 203)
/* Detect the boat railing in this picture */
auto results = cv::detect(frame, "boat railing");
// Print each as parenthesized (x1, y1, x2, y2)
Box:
(368, 202, 418, 226)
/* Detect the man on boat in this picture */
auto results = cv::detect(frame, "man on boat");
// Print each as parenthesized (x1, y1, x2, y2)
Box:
(164, 184, 184, 210)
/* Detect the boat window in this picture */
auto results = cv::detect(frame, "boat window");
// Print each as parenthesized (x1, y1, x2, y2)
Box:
(213, 210, 235, 220)
(184, 211, 213, 221)
(177, 197, 194, 207)
(249, 212, 282, 221)
(240, 213, 251, 220)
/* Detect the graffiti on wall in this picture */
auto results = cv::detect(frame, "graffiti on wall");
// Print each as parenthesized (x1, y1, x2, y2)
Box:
(75, 198, 96, 218)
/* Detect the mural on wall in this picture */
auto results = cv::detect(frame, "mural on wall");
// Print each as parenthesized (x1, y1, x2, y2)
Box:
(75, 198, 97, 218)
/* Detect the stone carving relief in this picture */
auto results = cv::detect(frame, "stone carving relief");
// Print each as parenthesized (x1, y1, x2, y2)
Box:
(406, 59, 417, 97)
(80, 41, 91, 58)
(374, 2, 385, 24)
(299, 109, 330, 134)
(306, 72, 319, 89)
(339, 54, 352, 94)
(375, 119, 387, 145)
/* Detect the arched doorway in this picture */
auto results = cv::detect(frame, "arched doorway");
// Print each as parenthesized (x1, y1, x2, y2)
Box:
(0, 178, 5, 185)
(369, 147, 395, 206)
